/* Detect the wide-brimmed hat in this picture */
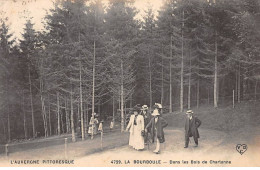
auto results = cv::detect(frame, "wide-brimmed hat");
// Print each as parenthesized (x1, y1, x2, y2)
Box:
(155, 103, 162, 109)
(186, 110, 193, 114)
(141, 105, 148, 110)
(132, 105, 141, 112)
(152, 109, 160, 116)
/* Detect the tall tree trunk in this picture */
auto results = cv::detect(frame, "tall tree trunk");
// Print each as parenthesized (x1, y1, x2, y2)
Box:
(120, 59, 124, 132)
(169, 36, 173, 113)
(130, 94, 132, 108)
(40, 94, 47, 137)
(84, 103, 87, 134)
(238, 60, 241, 103)
(91, 37, 96, 139)
(243, 57, 249, 99)
(188, 49, 191, 109)
(40, 72, 48, 137)
(65, 97, 70, 133)
(70, 85, 76, 142)
(148, 50, 152, 108)
(22, 91, 27, 139)
(7, 111, 10, 142)
(4, 76, 8, 142)
(61, 103, 64, 134)
(86, 103, 89, 129)
(113, 94, 115, 124)
(77, 10, 85, 140)
(28, 64, 35, 138)
(235, 70, 238, 101)
(48, 94, 52, 136)
(161, 50, 164, 106)
(79, 57, 85, 140)
(180, 9, 184, 113)
(118, 94, 120, 111)
(214, 32, 218, 108)
(197, 80, 200, 109)
(188, 53, 191, 110)
(98, 100, 101, 115)
(217, 74, 220, 104)
(77, 100, 80, 128)
(57, 92, 61, 136)
(124, 103, 127, 128)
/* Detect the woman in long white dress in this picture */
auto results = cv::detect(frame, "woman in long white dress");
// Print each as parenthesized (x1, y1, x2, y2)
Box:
(126, 106, 145, 150)
(88, 113, 99, 136)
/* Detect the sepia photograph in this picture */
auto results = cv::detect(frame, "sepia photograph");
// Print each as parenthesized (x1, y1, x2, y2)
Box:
(0, 0, 259, 167)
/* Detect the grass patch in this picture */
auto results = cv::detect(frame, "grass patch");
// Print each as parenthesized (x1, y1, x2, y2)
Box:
(163, 101, 260, 133)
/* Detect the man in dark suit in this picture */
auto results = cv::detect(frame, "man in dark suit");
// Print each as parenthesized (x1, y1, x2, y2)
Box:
(184, 110, 201, 148)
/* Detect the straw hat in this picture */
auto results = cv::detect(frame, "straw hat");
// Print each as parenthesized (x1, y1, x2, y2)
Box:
(155, 103, 162, 109)
(186, 110, 193, 114)
(141, 105, 148, 110)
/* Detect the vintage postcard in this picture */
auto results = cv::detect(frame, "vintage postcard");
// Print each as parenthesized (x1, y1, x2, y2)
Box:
(0, 0, 259, 167)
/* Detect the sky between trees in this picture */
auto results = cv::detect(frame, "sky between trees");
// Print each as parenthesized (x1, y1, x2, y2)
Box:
(0, 0, 163, 41)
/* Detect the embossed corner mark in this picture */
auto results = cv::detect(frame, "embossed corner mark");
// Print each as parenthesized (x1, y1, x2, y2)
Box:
(236, 144, 247, 155)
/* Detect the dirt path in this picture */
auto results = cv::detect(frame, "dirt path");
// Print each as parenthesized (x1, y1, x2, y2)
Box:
(76, 128, 260, 167)
(0, 127, 259, 167)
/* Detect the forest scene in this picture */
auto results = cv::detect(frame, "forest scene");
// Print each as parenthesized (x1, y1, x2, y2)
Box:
(0, 0, 259, 160)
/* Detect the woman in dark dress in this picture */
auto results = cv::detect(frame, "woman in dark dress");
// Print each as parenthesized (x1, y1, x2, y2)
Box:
(145, 105, 168, 154)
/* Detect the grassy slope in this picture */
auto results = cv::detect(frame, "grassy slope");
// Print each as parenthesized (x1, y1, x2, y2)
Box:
(163, 100, 260, 133)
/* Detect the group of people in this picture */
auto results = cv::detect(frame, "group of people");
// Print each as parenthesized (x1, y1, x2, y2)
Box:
(125, 103, 168, 154)
(85, 102, 202, 152)
(125, 103, 202, 154)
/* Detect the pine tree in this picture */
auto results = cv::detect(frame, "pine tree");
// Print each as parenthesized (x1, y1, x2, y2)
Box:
(0, 18, 18, 142)
(105, 0, 139, 132)
(138, 5, 158, 108)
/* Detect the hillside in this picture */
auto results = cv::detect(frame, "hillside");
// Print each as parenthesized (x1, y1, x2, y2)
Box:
(163, 100, 260, 133)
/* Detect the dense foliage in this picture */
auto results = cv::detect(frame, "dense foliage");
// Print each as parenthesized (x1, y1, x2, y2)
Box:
(0, 0, 259, 143)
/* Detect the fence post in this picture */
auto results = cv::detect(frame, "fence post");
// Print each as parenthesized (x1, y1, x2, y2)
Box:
(5, 144, 9, 157)
(64, 138, 68, 159)
(233, 90, 235, 108)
